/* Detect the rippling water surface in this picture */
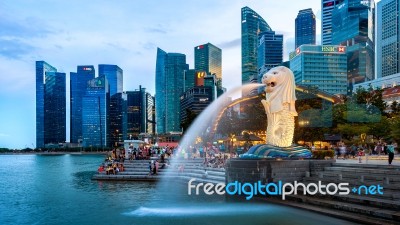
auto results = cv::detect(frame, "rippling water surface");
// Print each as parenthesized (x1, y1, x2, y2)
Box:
(0, 155, 358, 225)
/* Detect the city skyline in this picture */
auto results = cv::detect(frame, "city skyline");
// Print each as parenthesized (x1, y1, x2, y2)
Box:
(1, 0, 325, 149)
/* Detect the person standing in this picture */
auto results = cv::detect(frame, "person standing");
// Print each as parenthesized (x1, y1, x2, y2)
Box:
(387, 142, 395, 165)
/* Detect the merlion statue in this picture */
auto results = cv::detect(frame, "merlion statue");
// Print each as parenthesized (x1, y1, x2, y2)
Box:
(261, 66, 297, 148)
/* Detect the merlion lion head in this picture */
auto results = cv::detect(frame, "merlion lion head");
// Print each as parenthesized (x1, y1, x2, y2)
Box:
(261, 66, 297, 116)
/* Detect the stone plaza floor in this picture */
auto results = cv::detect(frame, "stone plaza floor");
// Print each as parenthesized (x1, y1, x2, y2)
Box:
(334, 154, 400, 166)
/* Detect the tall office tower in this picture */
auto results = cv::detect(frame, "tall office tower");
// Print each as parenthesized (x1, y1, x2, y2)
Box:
(109, 92, 127, 147)
(125, 86, 155, 138)
(377, 0, 400, 78)
(289, 45, 348, 95)
(322, 0, 345, 45)
(184, 69, 196, 92)
(82, 76, 110, 147)
(194, 43, 222, 86)
(70, 66, 95, 144)
(257, 31, 283, 81)
(295, 8, 316, 48)
(180, 72, 217, 128)
(36, 61, 66, 148)
(241, 6, 272, 85)
(155, 48, 189, 134)
(98, 64, 123, 96)
(331, 0, 375, 87)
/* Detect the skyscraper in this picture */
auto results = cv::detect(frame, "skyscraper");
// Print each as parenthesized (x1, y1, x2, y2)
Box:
(257, 31, 283, 80)
(155, 48, 189, 134)
(125, 86, 155, 138)
(109, 92, 127, 147)
(82, 76, 109, 147)
(377, 0, 400, 78)
(241, 6, 272, 85)
(331, 0, 375, 86)
(70, 66, 95, 144)
(322, 0, 345, 45)
(36, 61, 66, 148)
(184, 69, 196, 92)
(99, 64, 123, 96)
(289, 45, 348, 95)
(194, 43, 222, 83)
(295, 8, 316, 48)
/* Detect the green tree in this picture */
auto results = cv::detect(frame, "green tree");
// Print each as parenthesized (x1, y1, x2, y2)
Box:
(368, 116, 391, 140)
(390, 116, 400, 144)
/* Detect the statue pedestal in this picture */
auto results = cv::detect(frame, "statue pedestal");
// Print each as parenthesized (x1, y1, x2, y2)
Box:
(225, 158, 334, 184)
(240, 144, 312, 159)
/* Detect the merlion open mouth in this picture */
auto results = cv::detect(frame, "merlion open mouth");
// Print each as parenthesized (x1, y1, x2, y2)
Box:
(266, 82, 276, 87)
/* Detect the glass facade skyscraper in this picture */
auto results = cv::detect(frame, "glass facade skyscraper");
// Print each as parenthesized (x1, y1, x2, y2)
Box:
(257, 31, 283, 81)
(295, 8, 316, 48)
(99, 64, 123, 96)
(194, 43, 222, 85)
(289, 45, 348, 95)
(155, 48, 189, 134)
(109, 92, 127, 147)
(377, 0, 400, 78)
(125, 86, 155, 138)
(70, 66, 95, 144)
(44, 71, 66, 145)
(82, 76, 109, 147)
(36, 61, 66, 148)
(241, 6, 272, 85)
(322, 0, 345, 45)
(184, 69, 196, 92)
(331, 0, 375, 86)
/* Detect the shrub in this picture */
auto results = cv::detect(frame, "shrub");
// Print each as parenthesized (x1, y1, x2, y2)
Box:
(312, 150, 334, 159)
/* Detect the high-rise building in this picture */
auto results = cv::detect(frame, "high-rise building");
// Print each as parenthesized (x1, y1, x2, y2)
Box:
(98, 64, 123, 96)
(82, 76, 109, 147)
(322, 0, 345, 45)
(257, 31, 283, 80)
(180, 86, 213, 127)
(194, 43, 222, 83)
(377, 0, 400, 78)
(109, 92, 127, 147)
(125, 86, 155, 138)
(331, 0, 375, 87)
(155, 48, 189, 134)
(289, 45, 348, 95)
(36, 61, 66, 148)
(295, 8, 316, 48)
(180, 72, 217, 128)
(184, 69, 196, 92)
(70, 66, 95, 144)
(241, 6, 272, 85)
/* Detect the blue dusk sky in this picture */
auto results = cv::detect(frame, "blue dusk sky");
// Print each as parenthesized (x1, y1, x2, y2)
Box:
(0, 0, 324, 149)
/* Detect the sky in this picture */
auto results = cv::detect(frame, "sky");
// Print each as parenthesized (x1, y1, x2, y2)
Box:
(0, 0, 324, 149)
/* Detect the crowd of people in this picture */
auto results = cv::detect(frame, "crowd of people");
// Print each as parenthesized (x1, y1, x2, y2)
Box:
(332, 140, 397, 165)
(96, 144, 236, 175)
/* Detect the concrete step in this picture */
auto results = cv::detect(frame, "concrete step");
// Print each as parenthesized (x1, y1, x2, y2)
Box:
(331, 163, 400, 170)
(257, 197, 397, 225)
(302, 177, 400, 198)
(325, 166, 400, 176)
(285, 195, 400, 221)
(315, 171, 400, 184)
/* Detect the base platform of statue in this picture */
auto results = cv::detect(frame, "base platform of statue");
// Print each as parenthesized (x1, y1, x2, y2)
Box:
(239, 144, 312, 159)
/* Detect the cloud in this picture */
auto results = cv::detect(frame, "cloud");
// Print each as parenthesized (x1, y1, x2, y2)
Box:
(0, 15, 54, 39)
(0, 39, 35, 59)
(141, 42, 157, 50)
(105, 42, 129, 52)
(218, 38, 240, 49)
(144, 24, 169, 34)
